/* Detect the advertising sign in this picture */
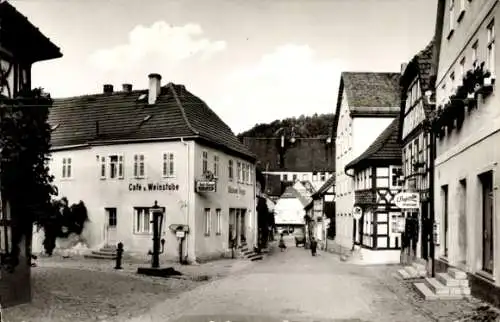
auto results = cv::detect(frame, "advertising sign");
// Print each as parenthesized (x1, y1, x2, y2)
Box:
(393, 192, 420, 209)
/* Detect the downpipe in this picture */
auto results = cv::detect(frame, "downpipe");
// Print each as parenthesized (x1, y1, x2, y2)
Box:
(181, 138, 190, 264)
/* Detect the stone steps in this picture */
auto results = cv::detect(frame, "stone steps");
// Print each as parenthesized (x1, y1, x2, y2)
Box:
(397, 262, 427, 280)
(83, 247, 118, 260)
(413, 267, 471, 300)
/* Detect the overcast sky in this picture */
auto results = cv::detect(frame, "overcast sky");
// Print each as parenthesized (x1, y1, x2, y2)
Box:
(13, 0, 436, 134)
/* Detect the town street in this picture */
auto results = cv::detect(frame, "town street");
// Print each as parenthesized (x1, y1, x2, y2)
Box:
(127, 237, 484, 322)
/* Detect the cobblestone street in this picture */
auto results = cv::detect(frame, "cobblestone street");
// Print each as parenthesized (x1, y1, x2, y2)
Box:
(3, 240, 500, 322)
(126, 239, 499, 322)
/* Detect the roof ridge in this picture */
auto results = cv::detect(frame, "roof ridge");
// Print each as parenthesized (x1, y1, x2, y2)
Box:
(54, 88, 148, 100)
(168, 83, 199, 136)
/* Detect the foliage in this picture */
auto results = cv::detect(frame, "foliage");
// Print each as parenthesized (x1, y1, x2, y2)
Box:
(0, 88, 57, 269)
(41, 197, 89, 256)
(237, 113, 334, 139)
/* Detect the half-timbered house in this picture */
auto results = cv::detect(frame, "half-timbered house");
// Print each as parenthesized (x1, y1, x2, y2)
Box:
(0, 0, 62, 307)
(398, 40, 435, 266)
(344, 118, 404, 264)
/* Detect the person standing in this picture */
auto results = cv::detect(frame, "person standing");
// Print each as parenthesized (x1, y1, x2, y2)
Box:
(279, 233, 287, 251)
(310, 237, 318, 256)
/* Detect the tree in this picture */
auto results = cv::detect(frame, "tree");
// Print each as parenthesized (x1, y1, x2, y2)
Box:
(0, 88, 57, 270)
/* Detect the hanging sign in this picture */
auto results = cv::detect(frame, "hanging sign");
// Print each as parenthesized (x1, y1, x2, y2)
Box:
(195, 171, 217, 193)
(353, 206, 362, 220)
(393, 192, 420, 209)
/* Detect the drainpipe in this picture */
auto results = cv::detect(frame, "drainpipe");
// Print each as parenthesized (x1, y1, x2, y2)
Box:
(181, 138, 190, 263)
(344, 167, 356, 251)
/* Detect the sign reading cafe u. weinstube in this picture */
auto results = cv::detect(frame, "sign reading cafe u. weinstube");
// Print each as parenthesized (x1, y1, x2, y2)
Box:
(129, 183, 180, 191)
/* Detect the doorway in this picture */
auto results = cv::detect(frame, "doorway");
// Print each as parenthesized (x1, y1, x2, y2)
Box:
(105, 208, 117, 246)
(421, 201, 429, 260)
(442, 185, 449, 258)
(480, 171, 494, 274)
(240, 209, 247, 243)
(458, 179, 467, 265)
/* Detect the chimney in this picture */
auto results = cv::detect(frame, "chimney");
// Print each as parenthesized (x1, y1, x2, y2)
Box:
(400, 63, 408, 75)
(148, 73, 162, 104)
(103, 84, 113, 94)
(122, 83, 133, 93)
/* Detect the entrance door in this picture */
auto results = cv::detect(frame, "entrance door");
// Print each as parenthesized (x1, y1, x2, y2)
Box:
(240, 209, 246, 243)
(105, 208, 117, 246)
(458, 179, 467, 265)
(481, 171, 494, 274)
(421, 201, 429, 260)
(229, 208, 236, 246)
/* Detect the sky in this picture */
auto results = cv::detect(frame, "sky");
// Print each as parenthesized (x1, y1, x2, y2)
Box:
(13, 0, 437, 134)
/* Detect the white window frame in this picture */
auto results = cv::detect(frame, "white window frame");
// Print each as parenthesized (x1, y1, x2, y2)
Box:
(108, 154, 119, 179)
(99, 155, 106, 180)
(249, 166, 253, 184)
(118, 155, 124, 179)
(204, 208, 211, 236)
(134, 154, 145, 179)
(216, 209, 222, 235)
(228, 159, 234, 181)
(237, 161, 242, 183)
(472, 40, 479, 67)
(202, 151, 208, 174)
(62, 157, 72, 179)
(134, 207, 152, 234)
(162, 152, 175, 178)
(449, 0, 455, 33)
(487, 20, 495, 74)
(213, 155, 219, 178)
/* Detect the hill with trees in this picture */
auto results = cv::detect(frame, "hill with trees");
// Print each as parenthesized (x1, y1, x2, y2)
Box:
(237, 113, 335, 139)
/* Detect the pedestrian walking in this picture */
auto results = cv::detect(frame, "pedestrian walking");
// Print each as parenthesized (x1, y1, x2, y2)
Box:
(279, 233, 287, 251)
(310, 237, 318, 256)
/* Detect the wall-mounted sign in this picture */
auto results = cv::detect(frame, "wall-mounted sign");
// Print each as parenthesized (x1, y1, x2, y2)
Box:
(228, 186, 246, 195)
(195, 171, 217, 193)
(353, 206, 362, 220)
(393, 192, 420, 209)
(129, 183, 179, 192)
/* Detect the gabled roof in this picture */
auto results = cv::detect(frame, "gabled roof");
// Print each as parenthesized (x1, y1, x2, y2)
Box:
(312, 175, 335, 198)
(398, 40, 435, 142)
(280, 186, 310, 207)
(49, 83, 255, 161)
(345, 117, 402, 171)
(333, 72, 401, 133)
(0, 1, 62, 62)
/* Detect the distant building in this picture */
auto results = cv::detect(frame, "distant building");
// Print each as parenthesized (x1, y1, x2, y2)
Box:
(333, 72, 401, 250)
(34, 74, 258, 263)
(0, 1, 62, 308)
(274, 185, 310, 232)
(344, 118, 403, 264)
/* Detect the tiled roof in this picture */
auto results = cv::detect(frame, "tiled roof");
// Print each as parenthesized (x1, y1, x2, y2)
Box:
(49, 83, 255, 160)
(333, 72, 401, 134)
(345, 117, 402, 171)
(0, 1, 62, 62)
(342, 72, 401, 111)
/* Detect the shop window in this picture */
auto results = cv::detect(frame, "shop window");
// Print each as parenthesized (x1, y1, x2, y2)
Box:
(216, 209, 222, 235)
(204, 208, 211, 236)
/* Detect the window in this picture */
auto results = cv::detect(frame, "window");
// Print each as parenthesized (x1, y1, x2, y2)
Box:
(459, 57, 466, 79)
(302, 174, 307, 180)
(134, 207, 151, 234)
(391, 167, 403, 187)
(458, 0, 466, 21)
(204, 208, 211, 236)
(237, 161, 242, 182)
(216, 209, 222, 235)
(163, 152, 175, 177)
(487, 20, 495, 74)
(242, 164, 248, 183)
(134, 154, 145, 178)
(109, 155, 118, 179)
(118, 155, 124, 178)
(283, 174, 288, 182)
(249, 166, 253, 184)
(450, 72, 456, 91)
(293, 174, 297, 181)
(472, 40, 479, 66)
(100, 156, 106, 179)
(213, 155, 219, 178)
(228, 160, 234, 181)
(448, 0, 455, 35)
(321, 172, 326, 181)
(62, 157, 72, 178)
(202, 151, 208, 173)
